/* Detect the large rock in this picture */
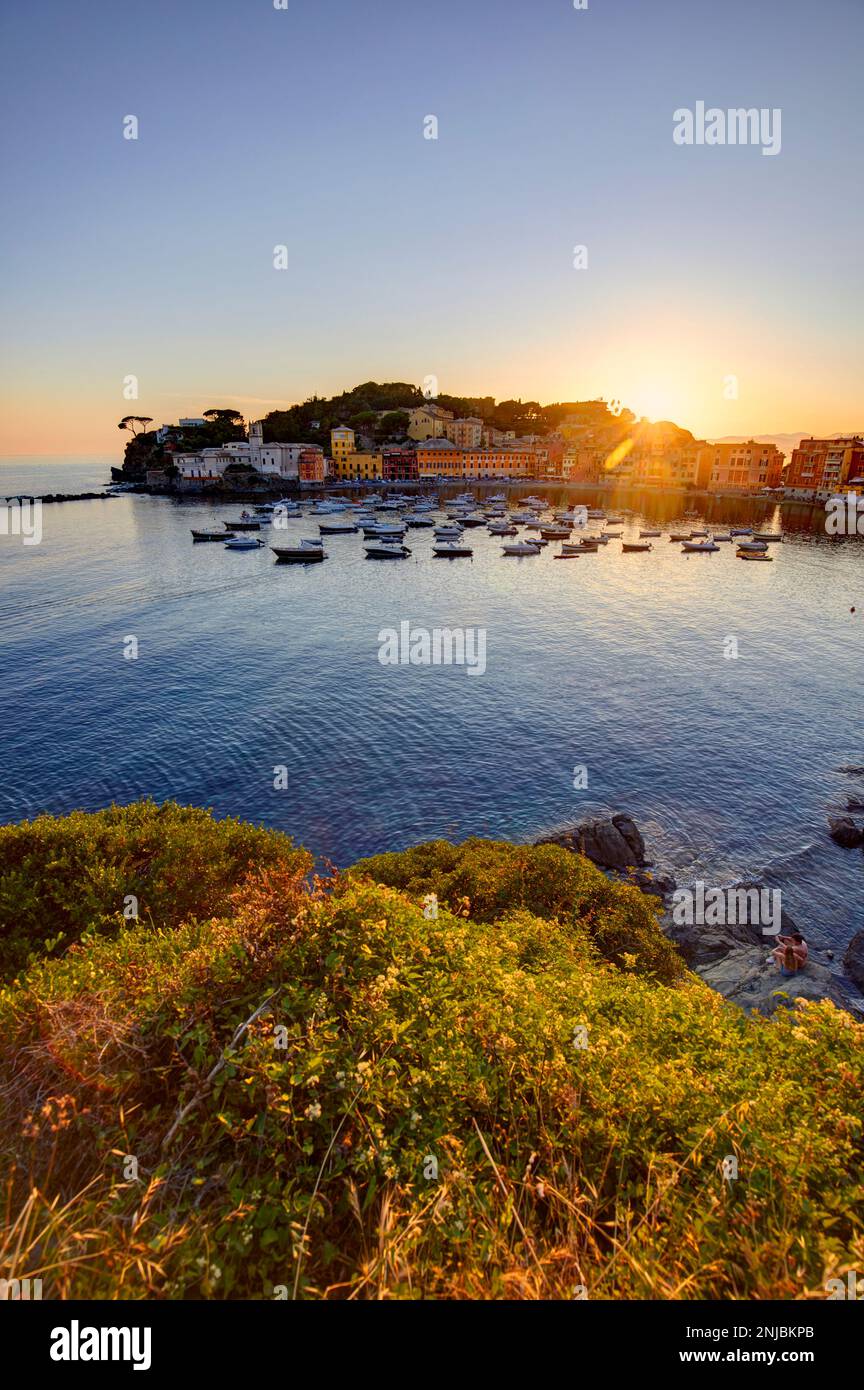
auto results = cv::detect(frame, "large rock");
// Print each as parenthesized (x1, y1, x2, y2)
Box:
(538, 814, 646, 870)
(843, 931, 864, 990)
(828, 815, 864, 848)
(699, 946, 850, 1017)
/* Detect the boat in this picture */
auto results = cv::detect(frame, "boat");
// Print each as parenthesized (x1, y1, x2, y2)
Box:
(753, 531, 783, 542)
(681, 540, 719, 553)
(736, 539, 769, 552)
(299, 538, 324, 548)
(488, 492, 506, 503)
(713, 534, 733, 542)
(364, 542, 412, 559)
(502, 541, 542, 556)
(605, 516, 625, 524)
(224, 536, 265, 550)
(508, 511, 539, 525)
(639, 529, 661, 538)
(540, 526, 573, 539)
(224, 519, 260, 531)
(622, 541, 653, 552)
(689, 529, 708, 537)
(433, 525, 464, 539)
(561, 540, 599, 553)
(271, 544, 327, 562)
(669, 532, 692, 542)
(736, 549, 773, 561)
(192, 528, 233, 541)
(460, 513, 489, 527)
(587, 509, 606, 519)
(730, 527, 753, 536)
(433, 541, 473, 557)
(364, 523, 406, 539)
(318, 519, 358, 534)
(488, 522, 518, 535)
(405, 514, 436, 527)
(603, 530, 623, 538)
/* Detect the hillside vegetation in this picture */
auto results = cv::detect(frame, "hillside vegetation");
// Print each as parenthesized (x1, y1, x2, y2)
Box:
(1, 805, 862, 1299)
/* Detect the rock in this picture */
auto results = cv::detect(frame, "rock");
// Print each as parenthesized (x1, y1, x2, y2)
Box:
(538, 815, 647, 870)
(828, 815, 864, 848)
(847, 798, 864, 812)
(611, 814, 645, 863)
(836, 766, 864, 775)
(699, 946, 850, 1017)
(843, 931, 864, 990)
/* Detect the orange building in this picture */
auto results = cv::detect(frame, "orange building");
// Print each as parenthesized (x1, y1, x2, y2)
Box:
(784, 436, 864, 494)
(705, 440, 784, 492)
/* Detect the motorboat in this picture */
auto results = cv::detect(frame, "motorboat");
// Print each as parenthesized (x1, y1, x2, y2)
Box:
(318, 518, 358, 534)
(488, 492, 507, 503)
(622, 541, 653, 552)
(605, 515, 625, 524)
(508, 511, 539, 525)
(460, 513, 489, 527)
(405, 514, 436, 527)
(433, 541, 473, 557)
(540, 525, 572, 539)
(224, 518, 260, 531)
(488, 521, 517, 536)
(681, 540, 719, 552)
(689, 529, 708, 537)
(753, 531, 783, 542)
(502, 540, 542, 556)
(736, 539, 769, 552)
(271, 544, 327, 562)
(587, 509, 606, 519)
(639, 529, 661, 538)
(192, 528, 232, 541)
(730, 527, 752, 536)
(603, 530, 623, 538)
(433, 524, 464, 539)
(561, 540, 599, 553)
(713, 534, 733, 542)
(364, 542, 412, 558)
(669, 532, 693, 542)
(364, 522, 406, 538)
(737, 549, 773, 561)
(224, 536, 265, 550)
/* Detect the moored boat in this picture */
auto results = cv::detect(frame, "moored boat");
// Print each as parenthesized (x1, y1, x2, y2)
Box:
(681, 540, 719, 552)
(736, 548, 773, 561)
(502, 541, 542, 556)
(224, 519, 260, 531)
(192, 528, 232, 541)
(433, 541, 473, 557)
(622, 541, 653, 552)
(224, 535, 265, 550)
(364, 542, 411, 559)
(271, 544, 327, 562)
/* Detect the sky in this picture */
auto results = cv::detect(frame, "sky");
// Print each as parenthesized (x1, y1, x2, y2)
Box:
(0, 0, 861, 457)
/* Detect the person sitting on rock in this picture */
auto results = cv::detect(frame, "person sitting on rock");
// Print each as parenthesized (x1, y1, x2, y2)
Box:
(772, 932, 808, 977)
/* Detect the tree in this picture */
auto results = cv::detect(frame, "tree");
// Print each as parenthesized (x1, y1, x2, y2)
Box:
(376, 410, 409, 442)
(118, 416, 154, 437)
(203, 409, 244, 426)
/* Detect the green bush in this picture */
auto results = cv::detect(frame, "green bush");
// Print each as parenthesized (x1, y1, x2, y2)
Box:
(351, 837, 685, 983)
(0, 800, 310, 979)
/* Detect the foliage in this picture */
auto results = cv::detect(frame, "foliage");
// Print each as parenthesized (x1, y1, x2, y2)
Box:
(0, 801, 310, 980)
(1, 808, 861, 1301)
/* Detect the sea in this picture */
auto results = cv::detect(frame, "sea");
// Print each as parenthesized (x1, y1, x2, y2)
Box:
(1, 456, 862, 977)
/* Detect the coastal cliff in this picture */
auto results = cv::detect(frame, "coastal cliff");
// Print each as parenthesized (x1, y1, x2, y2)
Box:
(1, 802, 862, 1300)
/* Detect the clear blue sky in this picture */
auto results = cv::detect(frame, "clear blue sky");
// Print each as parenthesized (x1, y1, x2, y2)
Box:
(1, 0, 861, 452)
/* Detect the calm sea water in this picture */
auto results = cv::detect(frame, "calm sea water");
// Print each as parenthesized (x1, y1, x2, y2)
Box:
(1, 458, 862, 969)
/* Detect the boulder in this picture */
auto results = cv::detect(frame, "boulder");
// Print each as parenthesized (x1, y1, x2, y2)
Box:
(843, 931, 864, 990)
(828, 815, 864, 848)
(699, 946, 851, 1017)
(847, 799, 864, 812)
(539, 815, 647, 870)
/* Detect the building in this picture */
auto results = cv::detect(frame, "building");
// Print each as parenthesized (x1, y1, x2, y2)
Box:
(481, 426, 515, 448)
(174, 448, 233, 483)
(381, 448, 418, 481)
(784, 436, 864, 496)
(298, 449, 326, 483)
(414, 439, 536, 478)
(444, 417, 483, 449)
(562, 446, 603, 483)
(330, 426, 356, 473)
(705, 441, 785, 492)
(406, 403, 454, 441)
(174, 421, 324, 485)
(258, 441, 324, 481)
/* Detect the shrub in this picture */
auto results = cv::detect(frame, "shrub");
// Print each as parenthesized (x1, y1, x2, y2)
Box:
(0, 800, 311, 979)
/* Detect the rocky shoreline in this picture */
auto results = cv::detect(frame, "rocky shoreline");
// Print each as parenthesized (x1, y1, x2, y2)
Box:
(538, 813, 863, 1018)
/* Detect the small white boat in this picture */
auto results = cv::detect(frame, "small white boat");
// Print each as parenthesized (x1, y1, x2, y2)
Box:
(364, 542, 412, 559)
(318, 518, 358, 534)
(753, 531, 783, 542)
(508, 511, 538, 525)
(502, 540, 542, 555)
(225, 536, 265, 550)
(689, 529, 709, 537)
(622, 541, 653, 552)
(713, 534, 733, 542)
(433, 541, 473, 557)
(730, 528, 752, 536)
(602, 530, 623, 539)
(433, 524, 464, 539)
(681, 540, 719, 553)
(736, 539, 769, 552)
(364, 523, 406, 539)
(488, 521, 517, 536)
(639, 529, 661, 538)
(587, 509, 606, 519)
(405, 514, 436, 527)
(300, 538, 324, 548)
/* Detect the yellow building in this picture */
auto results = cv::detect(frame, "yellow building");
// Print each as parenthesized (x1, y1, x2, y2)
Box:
(348, 452, 383, 480)
(407, 404, 453, 441)
(330, 426, 356, 475)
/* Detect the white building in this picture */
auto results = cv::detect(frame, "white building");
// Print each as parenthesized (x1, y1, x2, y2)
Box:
(174, 421, 323, 483)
